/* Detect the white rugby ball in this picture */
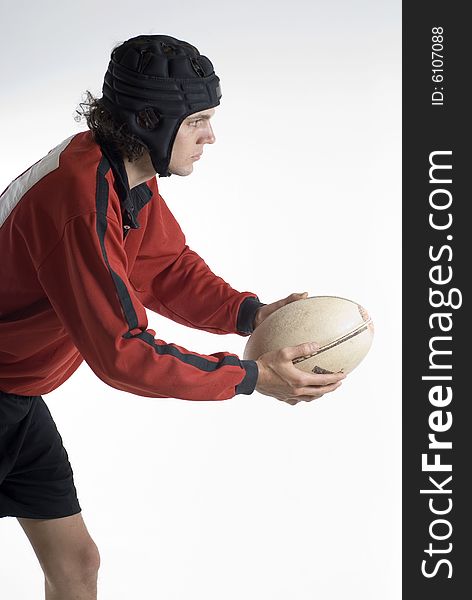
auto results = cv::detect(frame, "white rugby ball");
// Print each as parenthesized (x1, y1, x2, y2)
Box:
(243, 296, 374, 374)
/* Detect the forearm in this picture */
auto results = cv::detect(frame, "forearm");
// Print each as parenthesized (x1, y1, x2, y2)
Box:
(132, 244, 265, 335)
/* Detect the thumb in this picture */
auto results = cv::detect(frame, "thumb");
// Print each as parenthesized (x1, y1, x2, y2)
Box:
(282, 341, 320, 361)
(284, 291, 309, 304)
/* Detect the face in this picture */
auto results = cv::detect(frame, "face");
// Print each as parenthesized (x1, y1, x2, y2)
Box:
(168, 108, 216, 176)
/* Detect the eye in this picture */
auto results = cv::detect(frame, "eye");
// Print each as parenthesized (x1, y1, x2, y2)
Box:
(189, 119, 203, 127)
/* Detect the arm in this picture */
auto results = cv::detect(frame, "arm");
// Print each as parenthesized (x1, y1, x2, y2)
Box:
(37, 212, 258, 401)
(129, 184, 266, 336)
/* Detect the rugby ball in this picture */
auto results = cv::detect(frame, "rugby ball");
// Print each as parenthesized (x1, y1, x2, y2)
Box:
(243, 296, 374, 374)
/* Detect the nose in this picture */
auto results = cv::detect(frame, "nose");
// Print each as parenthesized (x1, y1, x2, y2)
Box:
(200, 122, 216, 145)
(208, 122, 216, 144)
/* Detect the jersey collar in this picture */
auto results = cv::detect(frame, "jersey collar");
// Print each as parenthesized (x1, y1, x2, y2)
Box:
(98, 140, 153, 230)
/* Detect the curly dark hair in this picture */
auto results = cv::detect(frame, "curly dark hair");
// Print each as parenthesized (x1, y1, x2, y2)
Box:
(75, 90, 148, 162)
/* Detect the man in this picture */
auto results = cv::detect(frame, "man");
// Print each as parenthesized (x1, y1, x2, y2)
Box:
(0, 35, 345, 599)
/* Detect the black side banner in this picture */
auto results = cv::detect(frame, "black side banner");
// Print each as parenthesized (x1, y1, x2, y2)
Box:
(403, 2, 470, 597)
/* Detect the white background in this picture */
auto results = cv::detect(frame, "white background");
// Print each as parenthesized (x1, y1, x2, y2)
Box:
(0, 1, 401, 598)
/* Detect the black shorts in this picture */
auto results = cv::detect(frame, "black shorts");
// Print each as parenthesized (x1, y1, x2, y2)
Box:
(0, 390, 81, 519)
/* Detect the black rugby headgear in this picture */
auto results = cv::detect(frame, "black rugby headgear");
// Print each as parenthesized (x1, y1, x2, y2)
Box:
(102, 34, 221, 177)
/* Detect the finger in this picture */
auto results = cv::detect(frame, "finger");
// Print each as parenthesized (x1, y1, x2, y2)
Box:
(296, 381, 343, 396)
(280, 362, 345, 386)
(280, 341, 320, 361)
(285, 382, 343, 405)
(281, 392, 324, 406)
(276, 292, 309, 310)
(288, 292, 308, 301)
(293, 370, 346, 386)
(282, 397, 311, 405)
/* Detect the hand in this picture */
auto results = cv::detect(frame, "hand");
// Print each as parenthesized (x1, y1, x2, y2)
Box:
(255, 341, 346, 406)
(254, 292, 309, 329)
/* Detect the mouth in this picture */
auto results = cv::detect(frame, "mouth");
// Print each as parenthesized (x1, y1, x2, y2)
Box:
(192, 154, 203, 160)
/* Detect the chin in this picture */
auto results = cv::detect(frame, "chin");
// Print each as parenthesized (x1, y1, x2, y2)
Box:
(169, 165, 193, 177)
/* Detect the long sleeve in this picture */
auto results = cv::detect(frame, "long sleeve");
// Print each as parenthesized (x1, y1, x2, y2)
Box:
(36, 212, 258, 401)
(129, 186, 266, 336)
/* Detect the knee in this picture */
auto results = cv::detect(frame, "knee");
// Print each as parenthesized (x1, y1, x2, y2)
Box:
(81, 542, 101, 578)
(45, 541, 100, 587)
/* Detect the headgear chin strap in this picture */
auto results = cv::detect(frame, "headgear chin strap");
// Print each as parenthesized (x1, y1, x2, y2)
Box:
(101, 34, 222, 177)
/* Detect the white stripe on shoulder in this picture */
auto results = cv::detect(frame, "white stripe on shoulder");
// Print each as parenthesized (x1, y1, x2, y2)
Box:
(0, 135, 75, 229)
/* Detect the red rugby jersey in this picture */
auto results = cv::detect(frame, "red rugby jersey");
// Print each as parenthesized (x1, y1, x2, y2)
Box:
(0, 131, 262, 400)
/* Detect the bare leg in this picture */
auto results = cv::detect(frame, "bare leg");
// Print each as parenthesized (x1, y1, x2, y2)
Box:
(17, 512, 100, 600)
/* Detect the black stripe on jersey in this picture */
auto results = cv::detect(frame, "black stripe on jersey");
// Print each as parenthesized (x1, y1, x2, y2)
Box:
(95, 157, 139, 331)
(126, 329, 241, 372)
(94, 157, 242, 374)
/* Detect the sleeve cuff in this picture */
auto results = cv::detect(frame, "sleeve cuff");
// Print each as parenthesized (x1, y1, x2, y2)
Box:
(235, 360, 259, 395)
(236, 296, 266, 335)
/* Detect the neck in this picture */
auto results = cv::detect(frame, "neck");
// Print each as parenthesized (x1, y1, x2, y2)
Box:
(123, 152, 157, 188)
